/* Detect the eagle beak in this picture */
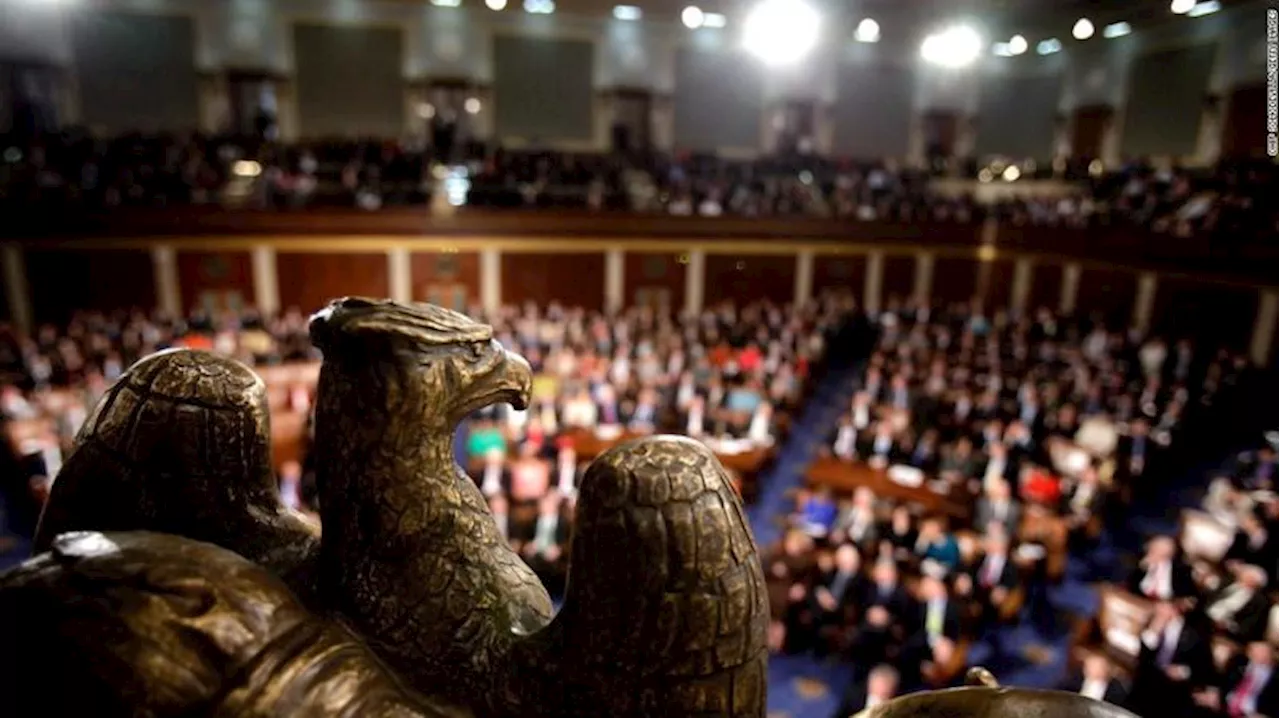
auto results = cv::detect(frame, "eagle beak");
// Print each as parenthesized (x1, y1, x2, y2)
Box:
(493, 346, 533, 412)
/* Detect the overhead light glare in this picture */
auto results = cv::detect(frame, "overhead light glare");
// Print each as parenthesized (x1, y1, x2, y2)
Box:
(743, 0, 820, 65)
(854, 18, 880, 43)
(1037, 38, 1062, 55)
(523, 0, 554, 13)
(681, 5, 704, 28)
(1072, 18, 1094, 39)
(612, 4, 642, 20)
(702, 11, 727, 27)
(1008, 34, 1027, 55)
(1103, 21, 1131, 38)
(1187, 1, 1220, 17)
(1170, 0, 1195, 13)
(920, 25, 982, 68)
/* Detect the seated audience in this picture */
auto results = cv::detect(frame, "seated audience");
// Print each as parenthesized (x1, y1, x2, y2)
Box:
(833, 664, 900, 718)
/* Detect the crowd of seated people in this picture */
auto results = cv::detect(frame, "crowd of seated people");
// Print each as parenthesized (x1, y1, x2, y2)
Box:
(5, 130, 1274, 239)
(761, 297, 1275, 715)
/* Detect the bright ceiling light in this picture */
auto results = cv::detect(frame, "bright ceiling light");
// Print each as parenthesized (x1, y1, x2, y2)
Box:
(612, 4, 642, 20)
(1037, 38, 1062, 55)
(1103, 21, 1131, 38)
(1170, 0, 1195, 13)
(701, 11, 727, 27)
(1002, 165, 1021, 182)
(742, 0, 821, 65)
(431, 0, 461, 6)
(920, 25, 982, 69)
(1008, 34, 1028, 55)
(1072, 18, 1094, 39)
(232, 160, 262, 178)
(464, 97, 482, 114)
(1188, 1, 1221, 17)
(681, 5, 704, 28)
(484, 0, 507, 8)
(523, 0, 554, 12)
(854, 18, 880, 43)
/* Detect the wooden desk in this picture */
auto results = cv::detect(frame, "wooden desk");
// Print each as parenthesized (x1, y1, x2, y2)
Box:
(805, 457, 969, 519)
(563, 428, 772, 475)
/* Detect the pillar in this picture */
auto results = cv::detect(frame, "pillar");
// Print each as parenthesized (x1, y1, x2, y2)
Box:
(1009, 258, 1033, 316)
(251, 246, 280, 316)
(1132, 272, 1158, 333)
(481, 247, 502, 315)
(1249, 290, 1278, 367)
(605, 248, 625, 313)
(1059, 263, 1081, 315)
(683, 249, 705, 316)
(864, 251, 884, 315)
(794, 250, 814, 307)
(912, 252, 935, 306)
(151, 245, 181, 317)
(389, 247, 412, 304)
(1, 244, 32, 332)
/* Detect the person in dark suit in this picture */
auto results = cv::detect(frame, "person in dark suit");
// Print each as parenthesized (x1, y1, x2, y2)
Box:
(832, 664, 900, 718)
(1205, 564, 1271, 642)
(1129, 600, 1215, 716)
(955, 530, 1018, 631)
(1234, 445, 1278, 493)
(1224, 510, 1277, 575)
(849, 560, 914, 669)
(973, 478, 1022, 537)
(1213, 641, 1278, 718)
(1127, 535, 1198, 601)
(809, 543, 864, 656)
(832, 487, 879, 552)
(905, 574, 962, 678)
(1062, 466, 1107, 539)
(1058, 654, 1129, 708)
(1116, 418, 1156, 487)
(858, 421, 901, 468)
(678, 394, 714, 438)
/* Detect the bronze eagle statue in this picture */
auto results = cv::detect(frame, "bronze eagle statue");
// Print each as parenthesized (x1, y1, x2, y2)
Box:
(2, 298, 770, 718)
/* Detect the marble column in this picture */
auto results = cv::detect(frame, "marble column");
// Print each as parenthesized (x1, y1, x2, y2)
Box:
(683, 249, 705, 316)
(864, 252, 885, 315)
(1249, 290, 1277, 367)
(1132, 272, 1158, 333)
(1009, 258, 1033, 316)
(794, 250, 814, 307)
(1, 244, 32, 332)
(151, 245, 181, 317)
(605, 249, 625, 313)
(251, 246, 280, 316)
(1059, 262, 1081, 315)
(481, 248, 502, 315)
(912, 252, 935, 306)
(389, 247, 412, 304)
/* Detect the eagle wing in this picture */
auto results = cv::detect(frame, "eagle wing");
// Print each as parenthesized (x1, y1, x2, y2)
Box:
(502, 435, 769, 717)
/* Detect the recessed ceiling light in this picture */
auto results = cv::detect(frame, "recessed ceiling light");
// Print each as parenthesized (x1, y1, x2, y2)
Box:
(1102, 21, 1131, 38)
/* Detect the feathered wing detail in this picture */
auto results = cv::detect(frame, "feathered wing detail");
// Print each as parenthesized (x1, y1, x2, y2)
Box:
(0, 531, 458, 717)
(502, 435, 768, 718)
(32, 350, 318, 593)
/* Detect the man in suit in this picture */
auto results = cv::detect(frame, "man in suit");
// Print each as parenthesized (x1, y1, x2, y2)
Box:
(1127, 535, 1198, 601)
(830, 413, 858, 461)
(1206, 564, 1272, 642)
(1234, 445, 1278, 493)
(955, 530, 1018, 631)
(1225, 510, 1277, 575)
(973, 478, 1021, 537)
(833, 664, 899, 718)
(833, 487, 879, 552)
(1063, 466, 1107, 537)
(1116, 418, 1155, 486)
(1130, 600, 1215, 716)
(907, 574, 962, 677)
(679, 394, 714, 439)
(858, 421, 900, 468)
(1215, 641, 1278, 717)
(850, 560, 914, 668)
(809, 543, 864, 655)
(1058, 654, 1129, 707)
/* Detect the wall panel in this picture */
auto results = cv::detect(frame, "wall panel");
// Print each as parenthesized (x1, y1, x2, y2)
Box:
(501, 252, 604, 309)
(293, 24, 404, 138)
(623, 252, 685, 312)
(1121, 44, 1217, 157)
(1150, 278, 1256, 352)
(984, 258, 1015, 310)
(881, 255, 915, 303)
(831, 63, 913, 159)
(974, 74, 1062, 160)
(704, 254, 794, 306)
(26, 249, 156, 323)
(71, 11, 198, 132)
(1028, 262, 1062, 313)
(411, 251, 480, 310)
(177, 250, 253, 314)
(673, 48, 763, 151)
(932, 256, 978, 306)
(1075, 267, 1137, 329)
(813, 254, 866, 297)
(492, 36, 594, 141)
(276, 253, 388, 314)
